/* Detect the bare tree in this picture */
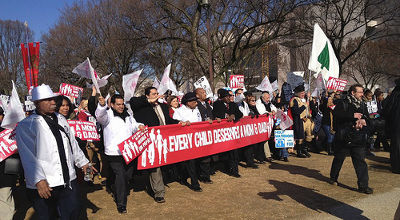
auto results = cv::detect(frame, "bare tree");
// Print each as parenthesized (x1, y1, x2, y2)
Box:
(0, 20, 33, 94)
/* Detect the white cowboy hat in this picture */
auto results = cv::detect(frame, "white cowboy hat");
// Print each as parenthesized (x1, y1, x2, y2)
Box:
(31, 84, 59, 102)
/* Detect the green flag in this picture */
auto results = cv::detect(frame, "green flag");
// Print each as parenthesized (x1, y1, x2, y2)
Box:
(318, 42, 330, 71)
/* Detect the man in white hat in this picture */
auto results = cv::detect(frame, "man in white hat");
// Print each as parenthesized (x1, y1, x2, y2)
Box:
(16, 84, 92, 219)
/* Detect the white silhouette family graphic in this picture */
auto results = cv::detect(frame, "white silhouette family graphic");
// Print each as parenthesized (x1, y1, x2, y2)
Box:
(121, 128, 168, 167)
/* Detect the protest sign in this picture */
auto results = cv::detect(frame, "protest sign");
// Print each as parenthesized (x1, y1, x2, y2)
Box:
(230, 75, 245, 89)
(287, 71, 304, 88)
(0, 129, 18, 162)
(24, 95, 35, 111)
(118, 127, 151, 164)
(137, 115, 274, 170)
(0, 95, 9, 110)
(59, 83, 84, 98)
(366, 100, 378, 114)
(274, 130, 294, 148)
(275, 109, 293, 130)
(326, 77, 348, 91)
(194, 76, 213, 98)
(68, 120, 100, 141)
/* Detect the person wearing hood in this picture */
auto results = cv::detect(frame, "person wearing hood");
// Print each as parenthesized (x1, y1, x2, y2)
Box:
(16, 84, 92, 219)
(96, 94, 145, 213)
(382, 78, 400, 174)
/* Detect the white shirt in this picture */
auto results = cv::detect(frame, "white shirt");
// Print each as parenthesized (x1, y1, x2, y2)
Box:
(256, 98, 277, 115)
(173, 105, 202, 123)
(238, 101, 250, 116)
(95, 104, 143, 156)
(16, 112, 89, 189)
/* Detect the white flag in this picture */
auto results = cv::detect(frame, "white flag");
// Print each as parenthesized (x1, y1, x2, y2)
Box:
(308, 23, 340, 81)
(271, 80, 278, 91)
(1, 81, 26, 129)
(276, 109, 293, 131)
(72, 58, 101, 94)
(194, 76, 213, 98)
(256, 76, 273, 92)
(152, 76, 160, 89)
(122, 69, 142, 102)
(158, 64, 178, 95)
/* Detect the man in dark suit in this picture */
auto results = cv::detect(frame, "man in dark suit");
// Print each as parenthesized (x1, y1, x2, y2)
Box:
(212, 89, 243, 177)
(129, 87, 179, 203)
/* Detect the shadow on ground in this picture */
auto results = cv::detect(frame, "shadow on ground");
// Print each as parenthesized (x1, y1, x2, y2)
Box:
(258, 180, 369, 220)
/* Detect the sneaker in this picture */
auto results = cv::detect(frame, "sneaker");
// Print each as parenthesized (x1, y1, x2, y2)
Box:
(358, 187, 373, 194)
(117, 206, 127, 214)
(155, 197, 166, 203)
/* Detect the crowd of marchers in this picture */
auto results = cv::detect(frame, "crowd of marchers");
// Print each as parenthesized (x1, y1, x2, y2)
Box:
(0, 78, 399, 218)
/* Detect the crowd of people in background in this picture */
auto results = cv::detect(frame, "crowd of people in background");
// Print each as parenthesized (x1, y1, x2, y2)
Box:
(0, 78, 399, 219)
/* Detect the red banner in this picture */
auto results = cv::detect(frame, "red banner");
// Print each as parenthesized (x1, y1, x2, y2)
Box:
(60, 83, 84, 98)
(118, 127, 152, 164)
(326, 77, 348, 91)
(28, 42, 40, 87)
(230, 75, 245, 89)
(20, 43, 32, 90)
(67, 120, 100, 141)
(0, 129, 18, 162)
(137, 115, 274, 170)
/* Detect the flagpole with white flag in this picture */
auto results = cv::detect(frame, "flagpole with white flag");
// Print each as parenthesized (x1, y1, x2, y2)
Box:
(152, 76, 160, 89)
(72, 58, 102, 96)
(308, 23, 340, 81)
(158, 64, 178, 95)
(256, 76, 274, 92)
(1, 81, 26, 129)
(122, 69, 143, 102)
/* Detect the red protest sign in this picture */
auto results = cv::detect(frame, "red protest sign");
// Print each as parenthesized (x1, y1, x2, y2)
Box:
(230, 75, 245, 89)
(326, 77, 348, 91)
(0, 129, 18, 162)
(59, 83, 84, 98)
(68, 120, 100, 141)
(137, 115, 274, 170)
(117, 127, 152, 164)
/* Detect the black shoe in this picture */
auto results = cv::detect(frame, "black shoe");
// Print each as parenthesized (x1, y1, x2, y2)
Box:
(283, 157, 289, 162)
(304, 151, 311, 158)
(117, 206, 127, 214)
(328, 179, 338, 186)
(199, 178, 213, 184)
(297, 153, 307, 158)
(358, 187, 373, 194)
(265, 157, 273, 162)
(246, 164, 259, 169)
(231, 173, 241, 178)
(191, 185, 203, 192)
(155, 197, 166, 203)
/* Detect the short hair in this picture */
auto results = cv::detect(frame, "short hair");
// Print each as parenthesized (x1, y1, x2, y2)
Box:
(110, 94, 124, 104)
(364, 89, 373, 97)
(261, 91, 270, 95)
(243, 91, 252, 97)
(349, 84, 363, 94)
(145, 87, 157, 96)
(235, 88, 243, 95)
(55, 95, 74, 117)
(374, 89, 383, 97)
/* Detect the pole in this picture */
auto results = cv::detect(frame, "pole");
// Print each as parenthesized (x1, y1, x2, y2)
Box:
(206, 7, 213, 91)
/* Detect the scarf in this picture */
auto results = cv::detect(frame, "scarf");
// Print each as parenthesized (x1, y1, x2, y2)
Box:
(346, 94, 362, 109)
(112, 108, 130, 122)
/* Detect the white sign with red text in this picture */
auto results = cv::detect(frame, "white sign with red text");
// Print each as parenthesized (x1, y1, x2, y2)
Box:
(118, 127, 151, 164)
(326, 77, 348, 91)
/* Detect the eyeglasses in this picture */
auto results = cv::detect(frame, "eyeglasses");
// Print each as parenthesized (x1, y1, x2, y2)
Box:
(249, 99, 256, 102)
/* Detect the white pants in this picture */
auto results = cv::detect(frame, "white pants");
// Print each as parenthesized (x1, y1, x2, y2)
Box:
(0, 187, 15, 220)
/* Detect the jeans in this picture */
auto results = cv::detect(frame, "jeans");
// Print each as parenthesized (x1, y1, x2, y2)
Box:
(27, 179, 80, 220)
(279, 148, 289, 158)
(322, 124, 335, 144)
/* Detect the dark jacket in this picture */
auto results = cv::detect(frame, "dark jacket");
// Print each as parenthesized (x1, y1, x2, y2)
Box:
(320, 97, 333, 126)
(197, 100, 214, 121)
(212, 100, 243, 121)
(130, 96, 178, 126)
(333, 98, 370, 147)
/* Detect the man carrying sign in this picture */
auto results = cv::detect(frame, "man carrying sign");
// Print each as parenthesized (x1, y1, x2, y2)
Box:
(95, 94, 144, 214)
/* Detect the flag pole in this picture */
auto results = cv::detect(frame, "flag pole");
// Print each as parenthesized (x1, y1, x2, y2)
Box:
(24, 21, 34, 90)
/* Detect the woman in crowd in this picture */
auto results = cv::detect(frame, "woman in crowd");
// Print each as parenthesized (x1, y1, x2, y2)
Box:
(373, 90, 389, 151)
(167, 95, 179, 118)
(320, 91, 336, 155)
(55, 95, 75, 119)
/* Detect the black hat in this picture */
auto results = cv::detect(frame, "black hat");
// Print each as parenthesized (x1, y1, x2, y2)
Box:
(217, 89, 230, 98)
(181, 92, 198, 104)
(293, 84, 305, 93)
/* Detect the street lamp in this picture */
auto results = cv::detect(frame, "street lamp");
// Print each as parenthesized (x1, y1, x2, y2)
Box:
(201, 0, 213, 91)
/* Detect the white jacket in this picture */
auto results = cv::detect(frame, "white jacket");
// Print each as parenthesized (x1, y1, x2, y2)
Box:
(256, 98, 277, 115)
(173, 105, 202, 123)
(238, 101, 250, 116)
(16, 112, 89, 189)
(95, 104, 142, 156)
